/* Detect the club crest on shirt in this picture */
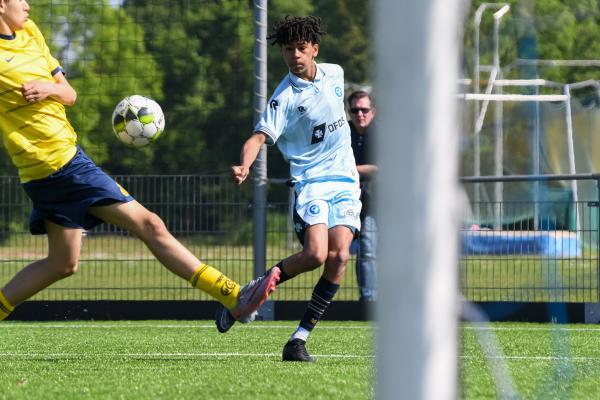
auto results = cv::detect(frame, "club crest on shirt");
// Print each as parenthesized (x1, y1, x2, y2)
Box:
(311, 123, 326, 144)
(308, 204, 321, 215)
(334, 86, 343, 98)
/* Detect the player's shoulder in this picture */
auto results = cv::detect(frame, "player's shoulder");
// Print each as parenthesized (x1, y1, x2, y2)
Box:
(22, 19, 42, 38)
(318, 63, 344, 77)
(269, 75, 296, 109)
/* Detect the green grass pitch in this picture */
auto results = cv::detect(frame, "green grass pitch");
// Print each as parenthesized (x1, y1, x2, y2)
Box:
(3, 320, 600, 399)
(461, 322, 600, 398)
(0, 321, 375, 400)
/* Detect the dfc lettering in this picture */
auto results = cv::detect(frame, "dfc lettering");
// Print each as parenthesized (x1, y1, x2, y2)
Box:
(327, 117, 345, 133)
(312, 117, 346, 145)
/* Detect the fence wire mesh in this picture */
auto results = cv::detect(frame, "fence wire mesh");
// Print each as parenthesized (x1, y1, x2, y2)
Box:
(461, 179, 600, 303)
(0, 175, 362, 301)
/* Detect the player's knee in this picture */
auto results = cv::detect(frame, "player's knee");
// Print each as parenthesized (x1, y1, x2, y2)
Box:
(328, 248, 351, 267)
(324, 255, 347, 282)
(52, 259, 79, 278)
(302, 249, 327, 269)
(62, 262, 79, 278)
(142, 212, 168, 238)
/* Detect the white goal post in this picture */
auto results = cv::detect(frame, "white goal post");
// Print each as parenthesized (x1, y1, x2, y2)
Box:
(375, 0, 463, 399)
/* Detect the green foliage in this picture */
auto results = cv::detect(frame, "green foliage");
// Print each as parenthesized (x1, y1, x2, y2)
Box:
(31, 0, 163, 172)
(0, 0, 373, 177)
(9, 0, 600, 178)
(463, 1, 600, 182)
(313, 0, 372, 84)
(122, 0, 256, 175)
(467, 0, 600, 83)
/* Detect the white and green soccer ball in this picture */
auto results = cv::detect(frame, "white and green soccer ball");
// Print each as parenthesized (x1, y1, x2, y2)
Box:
(112, 95, 165, 148)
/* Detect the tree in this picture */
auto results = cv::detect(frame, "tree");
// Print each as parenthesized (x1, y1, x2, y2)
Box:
(313, 0, 372, 85)
(16, 0, 374, 177)
(466, 0, 600, 84)
(31, 0, 163, 174)
(123, 0, 257, 175)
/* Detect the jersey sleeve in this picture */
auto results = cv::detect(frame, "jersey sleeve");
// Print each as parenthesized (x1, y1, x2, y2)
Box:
(25, 20, 62, 76)
(254, 93, 289, 145)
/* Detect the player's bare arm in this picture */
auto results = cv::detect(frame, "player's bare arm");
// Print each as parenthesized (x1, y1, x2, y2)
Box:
(231, 132, 266, 185)
(356, 164, 378, 178)
(21, 72, 76, 105)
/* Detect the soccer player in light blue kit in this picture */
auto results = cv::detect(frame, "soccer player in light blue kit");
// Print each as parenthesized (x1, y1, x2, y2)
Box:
(215, 15, 361, 362)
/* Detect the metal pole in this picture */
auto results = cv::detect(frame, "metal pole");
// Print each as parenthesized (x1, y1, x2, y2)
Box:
(533, 85, 540, 230)
(252, 0, 271, 320)
(473, 3, 510, 229)
(493, 7, 509, 229)
(473, 4, 486, 213)
(597, 178, 600, 305)
(564, 85, 581, 234)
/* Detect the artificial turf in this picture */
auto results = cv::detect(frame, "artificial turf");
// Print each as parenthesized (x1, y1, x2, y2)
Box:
(4, 320, 600, 399)
(0, 320, 375, 400)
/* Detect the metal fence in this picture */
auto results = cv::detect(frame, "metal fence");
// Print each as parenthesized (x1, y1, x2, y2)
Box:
(3, 174, 599, 304)
(0, 175, 362, 302)
(461, 174, 600, 303)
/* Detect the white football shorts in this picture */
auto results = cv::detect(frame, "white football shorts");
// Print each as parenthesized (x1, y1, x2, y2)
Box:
(292, 179, 362, 243)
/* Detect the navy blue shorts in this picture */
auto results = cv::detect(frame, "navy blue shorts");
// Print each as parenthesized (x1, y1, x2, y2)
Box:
(22, 147, 134, 235)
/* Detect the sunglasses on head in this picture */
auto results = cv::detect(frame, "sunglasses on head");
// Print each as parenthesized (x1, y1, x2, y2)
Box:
(350, 107, 371, 114)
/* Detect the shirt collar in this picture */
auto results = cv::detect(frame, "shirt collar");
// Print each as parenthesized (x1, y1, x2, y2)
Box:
(0, 32, 16, 40)
(288, 63, 325, 91)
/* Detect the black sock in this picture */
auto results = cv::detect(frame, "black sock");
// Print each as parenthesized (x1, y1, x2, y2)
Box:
(299, 277, 339, 331)
(267, 262, 291, 285)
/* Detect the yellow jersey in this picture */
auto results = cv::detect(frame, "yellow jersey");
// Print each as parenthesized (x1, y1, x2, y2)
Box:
(0, 19, 77, 183)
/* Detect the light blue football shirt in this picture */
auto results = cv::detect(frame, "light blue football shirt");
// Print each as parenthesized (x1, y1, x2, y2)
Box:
(254, 63, 359, 184)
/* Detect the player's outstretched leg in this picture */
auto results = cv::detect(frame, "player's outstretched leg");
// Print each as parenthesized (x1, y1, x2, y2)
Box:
(89, 201, 281, 323)
(215, 266, 281, 332)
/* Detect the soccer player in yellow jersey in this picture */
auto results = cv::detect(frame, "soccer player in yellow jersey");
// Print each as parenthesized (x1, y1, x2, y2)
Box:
(0, 0, 280, 322)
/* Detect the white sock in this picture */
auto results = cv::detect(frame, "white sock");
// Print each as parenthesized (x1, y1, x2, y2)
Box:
(290, 326, 310, 342)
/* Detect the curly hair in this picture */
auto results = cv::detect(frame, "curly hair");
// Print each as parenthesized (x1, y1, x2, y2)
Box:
(267, 16, 327, 46)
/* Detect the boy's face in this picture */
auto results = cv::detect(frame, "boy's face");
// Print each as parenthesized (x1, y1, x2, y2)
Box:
(0, 0, 30, 34)
(281, 41, 319, 81)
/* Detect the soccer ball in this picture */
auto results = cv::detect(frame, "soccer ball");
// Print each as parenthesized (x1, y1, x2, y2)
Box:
(112, 95, 165, 148)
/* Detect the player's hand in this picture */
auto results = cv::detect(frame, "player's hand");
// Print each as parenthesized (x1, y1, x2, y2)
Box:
(21, 81, 53, 103)
(231, 165, 250, 185)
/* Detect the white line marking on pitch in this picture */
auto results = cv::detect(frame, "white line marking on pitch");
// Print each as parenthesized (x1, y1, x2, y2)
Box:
(461, 355, 600, 362)
(1, 323, 372, 330)
(462, 326, 600, 333)
(0, 352, 374, 359)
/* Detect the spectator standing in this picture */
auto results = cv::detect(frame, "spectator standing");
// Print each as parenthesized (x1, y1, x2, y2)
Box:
(348, 90, 378, 302)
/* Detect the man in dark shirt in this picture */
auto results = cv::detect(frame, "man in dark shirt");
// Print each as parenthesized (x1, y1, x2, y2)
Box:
(348, 90, 378, 302)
